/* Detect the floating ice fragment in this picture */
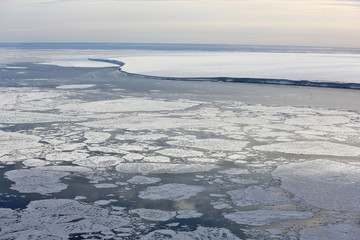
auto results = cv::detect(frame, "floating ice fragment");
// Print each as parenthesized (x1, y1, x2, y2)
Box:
(140, 226, 241, 240)
(300, 224, 360, 240)
(5, 169, 69, 195)
(219, 168, 249, 175)
(126, 176, 161, 185)
(167, 138, 248, 152)
(273, 159, 360, 211)
(227, 186, 290, 207)
(116, 163, 217, 174)
(84, 131, 111, 143)
(225, 210, 313, 226)
(94, 183, 118, 188)
(56, 84, 96, 89)
(254, 141, 360, 156)
(22, 159, 49, 167)
(0, 199, 130, 239)
(176, 210, 203, 219)
(285, 116, 349, 126)
(138, 184, 206, 201)
(130, 208, 176, 221)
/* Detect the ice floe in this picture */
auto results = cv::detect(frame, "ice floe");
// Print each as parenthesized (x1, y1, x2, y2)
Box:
(285, 116, 350, 126)
(84, 131, 111, 143)
(138, 184, 206, 201)
(167, 138, 248, 152)
(116, 163, 216, 174)
(0, 131, 42, 158)
(5, 169, 70, 195)
(176, 210, 203, 219)
(56, 84, 96, 89)
(227, 186, 290, 207)
(126, 176, 161, 185)
(254, 141, 360, 156)
(130, 208, 176, 221)
(141, 226, 241, 240)
(300, 224, 360, 240)
(0, 199, 130, 239)
(273, 160, 360, 211)
(225, 210, 313, 226)
(59, 98, 198, 113)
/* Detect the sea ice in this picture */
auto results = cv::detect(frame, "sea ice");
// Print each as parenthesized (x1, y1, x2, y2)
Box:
(56, 84, 96, 89)
(273, 159, 360, 211)
(156, 148, 204, 158)
(94, 183, 118, 188)
(5, 169, 69, 195)
(224, 210, 313, 226)
(84, 131, 111, 143)
(0, 131, 42, 158)
(116, 163, 216, 174)
(300, 224, 360, 240)
(130, 208, 176, 221)
(138, 183, 206, 201)
(22, 159, 50, 167)
(219, 168, 249, 175)
(227, 186, 290, 207)
(0, 199, 130, 239)
(140, 226, 241, 240)
(166, 138, 248, 152)
(176, 210, 203, 219)
(285, 116, 349, 126)
(59, 98, 198, 113)
(126, 176, 161, 185)
(253, 141, 360, 156)
(45, 151, 89, 162)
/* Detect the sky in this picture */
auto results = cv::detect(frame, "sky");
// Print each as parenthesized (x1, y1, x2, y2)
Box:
(1, 0, 360, 47)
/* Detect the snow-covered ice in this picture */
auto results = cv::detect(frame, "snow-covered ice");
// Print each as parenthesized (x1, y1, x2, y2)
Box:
(126, 176, 161, 185)
(130, 208, 176, 221)
(273, 159, 360, 211)
(138, 184, 206, 201)
(225, 210, 313, 226)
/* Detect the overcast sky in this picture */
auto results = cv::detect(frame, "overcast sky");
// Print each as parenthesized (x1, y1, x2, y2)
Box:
(1, 0, 360, 47)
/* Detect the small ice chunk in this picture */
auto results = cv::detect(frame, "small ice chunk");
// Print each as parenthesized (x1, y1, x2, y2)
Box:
(45, 151, 88, 162)
(22, 159, 49, 167)
(143, 155, 170, 163)
(94, 183, 118, 189)
(229, 178, 258, 184)
(130, 208, 176, 221)
(139, 183, 206, 201)
(156, 148, 204, 158)
(126, 176, 161, 185)
(225, 210, 313, 226)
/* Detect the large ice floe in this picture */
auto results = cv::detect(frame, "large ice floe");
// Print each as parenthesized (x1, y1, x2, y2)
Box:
(138, 183, 206, 201)
(273, 160, 360, 211)
(0, 199, 130, 239)
(253, 141, 360, 156)
(224, 210, 313, 226)
(300, 224, 360, 240)
(140, 226, 241, 240)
